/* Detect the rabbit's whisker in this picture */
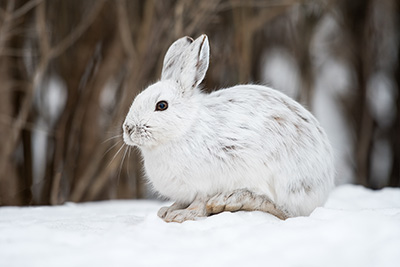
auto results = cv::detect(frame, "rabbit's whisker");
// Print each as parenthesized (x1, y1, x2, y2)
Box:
(117, 145, 129, 185)
(102, 140, 123, 160)
(102, 134, 122, 144)
(107, 143, 125, 169)
(127, 146, 132, 178)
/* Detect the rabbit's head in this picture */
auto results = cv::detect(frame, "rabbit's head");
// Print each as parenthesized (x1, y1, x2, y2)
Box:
(123, 35, 209, 148)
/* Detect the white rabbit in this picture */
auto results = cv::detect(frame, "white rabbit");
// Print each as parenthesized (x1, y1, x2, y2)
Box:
(123, 34, 335, 223)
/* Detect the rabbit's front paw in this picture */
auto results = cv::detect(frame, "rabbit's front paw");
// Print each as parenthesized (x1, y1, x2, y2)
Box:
(157, 202, 188, 219)
(157, 206, 171, 219)
(162, 201, 208, 223)
(163, 209, 199, 223)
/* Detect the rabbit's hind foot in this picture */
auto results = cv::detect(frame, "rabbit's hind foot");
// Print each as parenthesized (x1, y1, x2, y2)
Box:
(206, 189, 291, 220)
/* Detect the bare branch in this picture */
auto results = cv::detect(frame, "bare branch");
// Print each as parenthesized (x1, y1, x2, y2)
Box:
(35, 0, 50, 56)
(116, 0, 138, 60)
(49, 0, 106, 59)
(0, 0, 51, 185)
(12, 0, 43, 20)
(218, 0, 300, 12)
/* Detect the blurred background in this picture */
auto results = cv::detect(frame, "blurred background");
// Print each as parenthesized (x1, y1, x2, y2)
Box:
(0, 0, 399, 206)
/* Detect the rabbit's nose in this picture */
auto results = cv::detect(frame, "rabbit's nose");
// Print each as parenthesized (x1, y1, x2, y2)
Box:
(124, 123, 134, 135)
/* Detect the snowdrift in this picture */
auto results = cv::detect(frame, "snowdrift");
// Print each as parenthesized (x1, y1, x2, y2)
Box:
(1, 184, 399, 267)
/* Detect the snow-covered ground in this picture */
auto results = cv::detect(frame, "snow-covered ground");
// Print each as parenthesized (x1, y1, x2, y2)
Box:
(1, 184, 399, 267)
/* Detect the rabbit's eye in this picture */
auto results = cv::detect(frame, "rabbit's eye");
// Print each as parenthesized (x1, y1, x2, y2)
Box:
(155, 101, 168, 111)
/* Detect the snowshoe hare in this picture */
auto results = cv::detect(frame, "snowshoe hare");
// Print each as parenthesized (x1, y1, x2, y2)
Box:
(123, 35, 335, 223)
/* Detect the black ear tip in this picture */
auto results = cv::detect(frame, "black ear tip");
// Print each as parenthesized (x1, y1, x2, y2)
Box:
(199, 34, 208, 47)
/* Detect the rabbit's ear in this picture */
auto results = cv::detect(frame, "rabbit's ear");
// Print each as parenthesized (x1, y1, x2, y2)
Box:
(178, 34, 210, 92)
(161, 36, 194, 80)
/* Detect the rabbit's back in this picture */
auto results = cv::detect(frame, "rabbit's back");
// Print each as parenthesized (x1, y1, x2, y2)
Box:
(202, 85, 335, 215)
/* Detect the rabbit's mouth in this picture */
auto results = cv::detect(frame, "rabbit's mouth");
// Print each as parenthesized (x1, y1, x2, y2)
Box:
(123, 132, 150, 147)
(123, 132, 137, 147)
(122, 122, 154, 147)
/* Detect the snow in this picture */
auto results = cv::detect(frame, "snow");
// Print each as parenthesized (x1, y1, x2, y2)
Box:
(1, 185, 400, 267)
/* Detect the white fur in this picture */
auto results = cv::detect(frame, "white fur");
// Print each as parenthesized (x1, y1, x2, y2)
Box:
(123, 35, 335, 217)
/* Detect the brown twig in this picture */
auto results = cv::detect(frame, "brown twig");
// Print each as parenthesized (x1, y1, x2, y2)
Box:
(11, 0, 43, 20)
(116, 0, 138, 60)
(0, 0, 50, 185)
(49, 0, 106, 59)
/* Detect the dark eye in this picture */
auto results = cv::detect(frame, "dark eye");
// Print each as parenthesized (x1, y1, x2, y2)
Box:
(155, 100, 168, 111)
